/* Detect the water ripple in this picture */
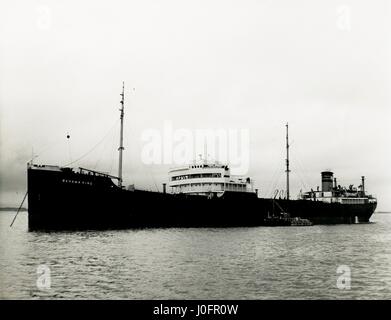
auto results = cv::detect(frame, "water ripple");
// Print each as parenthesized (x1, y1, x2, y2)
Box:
(1, 212, 390, 299)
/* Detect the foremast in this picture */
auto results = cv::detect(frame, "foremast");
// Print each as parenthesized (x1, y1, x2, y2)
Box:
(285, 123, 290, 200)
(118, 82, 125, 188)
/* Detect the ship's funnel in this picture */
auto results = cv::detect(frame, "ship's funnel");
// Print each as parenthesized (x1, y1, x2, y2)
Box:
(321, 171, 334, 192)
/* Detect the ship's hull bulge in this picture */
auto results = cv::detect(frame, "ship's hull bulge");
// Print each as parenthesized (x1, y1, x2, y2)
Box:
(27, 167, 377, 231)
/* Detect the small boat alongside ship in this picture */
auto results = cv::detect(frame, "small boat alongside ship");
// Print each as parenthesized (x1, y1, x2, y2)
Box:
(27, 84, 377, 231)
(263, 215, 313, 227)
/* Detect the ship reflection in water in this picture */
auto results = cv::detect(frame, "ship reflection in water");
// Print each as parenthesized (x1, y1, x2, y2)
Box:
(1, 212, 390, 299)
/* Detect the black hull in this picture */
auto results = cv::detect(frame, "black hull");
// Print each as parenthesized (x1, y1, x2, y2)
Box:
(27, 167, 377, 231)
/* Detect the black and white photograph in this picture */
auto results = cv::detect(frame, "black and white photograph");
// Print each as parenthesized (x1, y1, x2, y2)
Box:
(0, 0, 390, 311)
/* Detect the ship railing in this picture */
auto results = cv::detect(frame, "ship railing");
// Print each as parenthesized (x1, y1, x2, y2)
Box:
(78, 167, 120, 180)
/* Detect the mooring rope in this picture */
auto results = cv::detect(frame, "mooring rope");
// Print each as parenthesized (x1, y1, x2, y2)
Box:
(10, 191, 28, 227)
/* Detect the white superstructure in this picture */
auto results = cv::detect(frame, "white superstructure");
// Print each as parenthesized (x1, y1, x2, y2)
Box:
(298, 171, 376, 204)
(168, 160, 255, 196)
(299, 190, 377, 204)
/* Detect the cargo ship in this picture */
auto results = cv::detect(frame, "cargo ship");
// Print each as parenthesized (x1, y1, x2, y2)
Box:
(26, 84, 377, 231)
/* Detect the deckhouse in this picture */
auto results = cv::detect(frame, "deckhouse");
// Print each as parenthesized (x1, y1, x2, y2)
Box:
(168, 160, 255, 196)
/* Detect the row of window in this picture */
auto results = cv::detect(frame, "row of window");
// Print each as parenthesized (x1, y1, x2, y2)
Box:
(174, 182, 246, 189)
(225, 184, 246, 189)
(62, 179, 93, 186)
(172, 173, 222, 181)
(189, 164, 228, 169)
(191, 165, 205, 169)
(342, 199, 365, 204)
(176, 183, 221, 188)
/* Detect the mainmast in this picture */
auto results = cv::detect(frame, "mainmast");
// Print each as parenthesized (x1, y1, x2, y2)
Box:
(285, 123, 290, 200)
(118, 82, 125, 188)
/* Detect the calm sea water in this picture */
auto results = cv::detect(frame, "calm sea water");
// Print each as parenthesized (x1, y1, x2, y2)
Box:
(0, 211, 390, 299)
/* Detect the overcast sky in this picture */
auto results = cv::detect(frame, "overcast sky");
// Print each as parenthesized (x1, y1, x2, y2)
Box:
(0, 0, 390, 210)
